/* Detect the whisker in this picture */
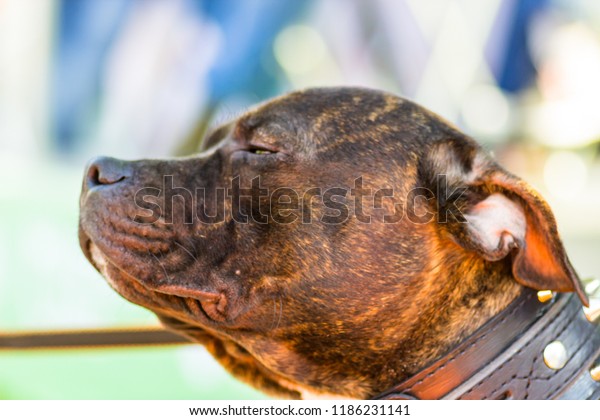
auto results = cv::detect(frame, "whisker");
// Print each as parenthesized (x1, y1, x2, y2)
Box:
(270, 297, 277, 330)
(275, 294, 283, 330)
(151, 252, 172, 283)
(174, 240, 199, 263)
(185, 238, 199, 255)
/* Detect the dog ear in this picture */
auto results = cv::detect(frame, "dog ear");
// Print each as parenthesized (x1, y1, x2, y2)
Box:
(423, 139, 588, 306)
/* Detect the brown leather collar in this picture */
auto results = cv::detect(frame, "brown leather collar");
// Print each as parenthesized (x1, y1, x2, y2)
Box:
(374, 290, 600, 400)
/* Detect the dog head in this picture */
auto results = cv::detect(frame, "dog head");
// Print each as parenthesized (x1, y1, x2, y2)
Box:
(79, 87, 586, 398)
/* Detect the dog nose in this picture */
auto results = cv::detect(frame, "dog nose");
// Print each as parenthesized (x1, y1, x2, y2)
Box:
(84, 156, 131, 190)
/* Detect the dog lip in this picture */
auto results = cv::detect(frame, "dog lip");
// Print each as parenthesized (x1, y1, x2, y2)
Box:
(78, 226, 98, 271)
(153, 285, 221, 302)
(77, 225, 216, 301)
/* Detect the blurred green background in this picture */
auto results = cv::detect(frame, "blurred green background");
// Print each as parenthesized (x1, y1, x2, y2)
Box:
(1, 0, 599, 399)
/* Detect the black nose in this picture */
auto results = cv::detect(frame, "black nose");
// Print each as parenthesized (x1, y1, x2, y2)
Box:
(84, 156, 131, 191)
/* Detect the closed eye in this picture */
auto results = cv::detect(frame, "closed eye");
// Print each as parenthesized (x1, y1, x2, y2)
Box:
(247, 146, 275, 155)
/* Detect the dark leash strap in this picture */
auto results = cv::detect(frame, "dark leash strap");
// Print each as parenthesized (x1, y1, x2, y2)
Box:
(2, 292, 598, 399)
(374, 290, 600, 400)
(0, 327, 189, 350)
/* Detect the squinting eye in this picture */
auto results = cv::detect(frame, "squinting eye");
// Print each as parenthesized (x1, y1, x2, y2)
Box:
(248, 147, 273, 155)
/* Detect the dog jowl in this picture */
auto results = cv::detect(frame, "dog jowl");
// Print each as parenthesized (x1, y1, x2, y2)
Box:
(78, 87, 587, 399)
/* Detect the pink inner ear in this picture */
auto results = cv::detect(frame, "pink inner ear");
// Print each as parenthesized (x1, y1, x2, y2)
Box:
(464, 194, 526, 261)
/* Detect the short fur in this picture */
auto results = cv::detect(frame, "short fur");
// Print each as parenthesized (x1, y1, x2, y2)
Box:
(79, 87, 586, 399)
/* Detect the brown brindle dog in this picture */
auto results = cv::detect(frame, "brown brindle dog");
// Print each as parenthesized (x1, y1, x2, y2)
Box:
(78, 87, 588, 399)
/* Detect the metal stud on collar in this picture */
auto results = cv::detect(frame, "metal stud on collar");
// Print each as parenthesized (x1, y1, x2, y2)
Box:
(537, 290, 555, 303)
(580, 278, 600, 323)
(583, 298, 600, 323)
(591, 365, 600, 382)
(543, 341, 568, 370)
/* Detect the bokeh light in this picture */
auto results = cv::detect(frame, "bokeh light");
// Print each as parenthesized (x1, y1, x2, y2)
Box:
(543, 150, 588, 201)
